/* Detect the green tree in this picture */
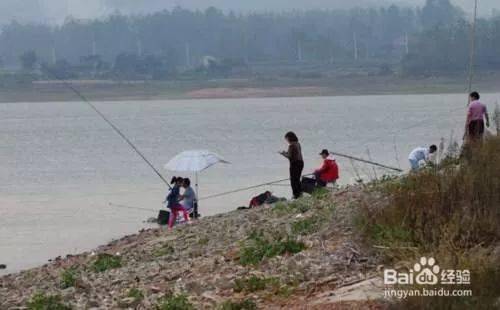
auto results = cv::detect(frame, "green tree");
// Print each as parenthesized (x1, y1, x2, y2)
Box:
(421, 0, 463, 29)
(20, 50, 37, 71)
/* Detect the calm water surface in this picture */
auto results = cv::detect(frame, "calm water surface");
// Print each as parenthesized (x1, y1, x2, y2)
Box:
(1, 94, 497, 274)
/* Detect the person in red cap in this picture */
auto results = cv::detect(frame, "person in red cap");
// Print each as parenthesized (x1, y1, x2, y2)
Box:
(314, 149, 339, 187)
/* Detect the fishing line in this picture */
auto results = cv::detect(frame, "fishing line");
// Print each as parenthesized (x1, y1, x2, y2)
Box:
(108, 203, 157, 212)
(40, 67, 171, 189)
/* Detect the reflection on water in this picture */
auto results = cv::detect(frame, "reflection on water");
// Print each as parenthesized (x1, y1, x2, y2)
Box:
(1, 93, 493, 274)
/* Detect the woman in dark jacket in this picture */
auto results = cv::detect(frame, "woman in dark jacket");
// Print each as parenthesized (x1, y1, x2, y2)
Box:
(280, 131, 304, 199)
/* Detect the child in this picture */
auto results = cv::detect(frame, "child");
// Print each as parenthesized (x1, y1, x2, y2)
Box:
(165, 177, 190, 229)
(180, 178, 196, 215)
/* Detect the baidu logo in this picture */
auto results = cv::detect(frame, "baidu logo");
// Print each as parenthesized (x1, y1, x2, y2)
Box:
(383, 257, 473, 299)
(384, 257, 454, 286)
(413, 257, 440, 285)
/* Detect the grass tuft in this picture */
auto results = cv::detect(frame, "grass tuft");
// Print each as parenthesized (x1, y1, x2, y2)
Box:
(127, 288, 144, 301)
(234, 275, 294, 297)
(27, 292, 71, 310)
(291, 216, 323, 235)
(239, 231, 306, 266)
(91, 253, 122, 273)
(156, 294, 194, 310)
(59, 268, 78, 289)
(153, 244, 175, 257)
(218, 299, 257, 310)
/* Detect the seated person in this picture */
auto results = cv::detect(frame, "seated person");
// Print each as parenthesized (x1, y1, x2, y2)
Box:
(314, 149, 339, 187)
(180, 178, 196, 215)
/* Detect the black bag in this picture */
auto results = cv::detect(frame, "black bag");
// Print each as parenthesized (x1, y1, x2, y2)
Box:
(157, 210, 170, 225)
(301, 177, 316, 194)
(192, 201, 200, 219)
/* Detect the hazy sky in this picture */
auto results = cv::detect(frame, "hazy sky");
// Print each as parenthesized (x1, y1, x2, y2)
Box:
(0, 0, 498, 24)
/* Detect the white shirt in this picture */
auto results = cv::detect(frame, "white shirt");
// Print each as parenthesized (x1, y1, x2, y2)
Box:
(408, 147, 429, 162)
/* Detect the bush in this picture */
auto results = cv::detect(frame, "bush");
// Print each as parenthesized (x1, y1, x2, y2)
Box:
(91, 253, 122, 272)
(60, 268, 77, 289)
(239, 231, 306, 266)
(156, 294, 194, 310)
(27, 293, 71, 310)
(218, 299, 257, 310)
(360, 137, 500, 308)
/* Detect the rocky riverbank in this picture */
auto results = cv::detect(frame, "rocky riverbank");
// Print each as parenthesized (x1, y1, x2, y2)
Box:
(0, 186, 387, 309)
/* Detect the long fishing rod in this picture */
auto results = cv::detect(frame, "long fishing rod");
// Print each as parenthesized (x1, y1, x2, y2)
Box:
(330, 152, 403, 172)
(467, 0, 479, 96)
(198, 176, 305, 201)
(41, 68, 171, 189)
(108, 202, 157, 212)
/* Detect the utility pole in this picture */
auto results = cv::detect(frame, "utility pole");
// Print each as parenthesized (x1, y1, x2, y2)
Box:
(243, 29, 249, 64)
(404, 32, 409, 55)
(51, 46, 57, 64)
(297, 39, 303, 62)
(353, 32, 358, 61)
(137, 39, 143, 57)
(185, 42, 191, 68)
(329, 32, 335, 64)
(92, 36, 97, 56)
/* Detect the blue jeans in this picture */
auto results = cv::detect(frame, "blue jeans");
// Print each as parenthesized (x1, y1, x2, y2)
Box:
(409, 159, 420, 171)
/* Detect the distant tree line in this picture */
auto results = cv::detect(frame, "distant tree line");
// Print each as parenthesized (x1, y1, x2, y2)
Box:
(0, 0, 498, 79)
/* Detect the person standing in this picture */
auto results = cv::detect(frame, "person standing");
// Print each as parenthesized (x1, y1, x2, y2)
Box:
(466, 91, 490, 143)
(280, 132, 304, 199)
(408, 145, 437, 171)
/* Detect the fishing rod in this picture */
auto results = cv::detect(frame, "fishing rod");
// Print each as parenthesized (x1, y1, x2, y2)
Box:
(108, 202, 157, 212)
(330, 152, 403, 172)
(467, 0, 479, 96)
(198, 176, 306, 201)
(40, 67, 172, 189)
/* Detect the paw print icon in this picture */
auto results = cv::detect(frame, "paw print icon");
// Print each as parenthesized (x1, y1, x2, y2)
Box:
(414, 257, 440, 285)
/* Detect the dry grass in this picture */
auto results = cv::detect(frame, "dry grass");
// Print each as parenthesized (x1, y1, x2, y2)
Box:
(359, 136, 500, 308)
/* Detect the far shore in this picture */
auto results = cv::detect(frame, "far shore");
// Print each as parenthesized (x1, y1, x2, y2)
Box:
(2, 73, 500, 103)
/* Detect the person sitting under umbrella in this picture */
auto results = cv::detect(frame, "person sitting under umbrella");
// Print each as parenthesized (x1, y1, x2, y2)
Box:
(180, 178, 197, 216)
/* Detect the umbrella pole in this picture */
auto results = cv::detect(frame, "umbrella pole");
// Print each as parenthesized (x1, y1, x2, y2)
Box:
(195, 172, 199, 218)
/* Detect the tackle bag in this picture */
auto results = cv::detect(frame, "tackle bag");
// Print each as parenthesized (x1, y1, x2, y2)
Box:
(301, 176, 317, 194)
(157, 210, 170, 225)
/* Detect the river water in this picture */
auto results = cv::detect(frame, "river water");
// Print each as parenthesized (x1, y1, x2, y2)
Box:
(1, 93, 496, 274)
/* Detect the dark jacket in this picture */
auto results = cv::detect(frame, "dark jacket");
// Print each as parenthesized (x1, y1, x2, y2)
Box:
(166, 185, 181, 209)
(284, 142, 303, 163)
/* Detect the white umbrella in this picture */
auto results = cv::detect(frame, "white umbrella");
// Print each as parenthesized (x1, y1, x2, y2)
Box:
(164, 150, 229, 216)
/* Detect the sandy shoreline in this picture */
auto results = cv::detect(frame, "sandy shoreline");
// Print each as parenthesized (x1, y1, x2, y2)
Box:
(2, 74, 500, 103)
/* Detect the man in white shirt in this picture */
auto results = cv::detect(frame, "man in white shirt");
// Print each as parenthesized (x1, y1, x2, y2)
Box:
(408, 145, 438, 171)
